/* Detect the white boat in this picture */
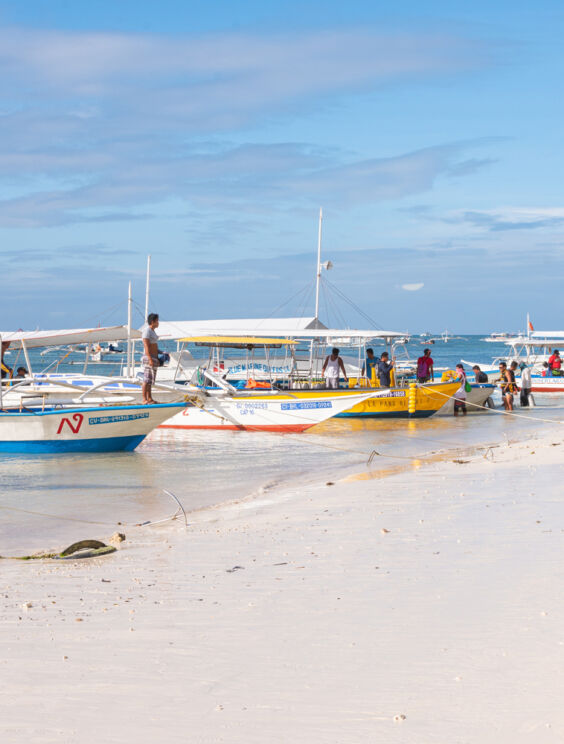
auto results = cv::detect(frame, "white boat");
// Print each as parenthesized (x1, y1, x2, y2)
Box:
(463, 322, 564, 393)
(0, 402, 186, 453)
(429, 330, 465, 343)
(481, 332, 519, 343)
(161, 386, 390, 432)
(436, 382, 496, 414)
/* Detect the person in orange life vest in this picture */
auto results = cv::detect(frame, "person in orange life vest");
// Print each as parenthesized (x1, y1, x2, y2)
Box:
(498, 361, 515, 411)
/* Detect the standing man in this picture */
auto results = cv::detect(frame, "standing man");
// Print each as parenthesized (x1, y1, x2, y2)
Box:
(361, 348, 380, 381)
(142, 313, 161, 404)
(498, 361, 515, 411)
(377, 351, 395, 388)
(322, 348, 348, 389)
(1, 341, 12, 379)
(416, 348, 434, 383)
(519, 362, 533, 407)
(453, 363, 468, 416)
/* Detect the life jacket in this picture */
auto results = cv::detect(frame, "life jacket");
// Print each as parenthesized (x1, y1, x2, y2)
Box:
(502, 369, 517, 394)
(245, 379, 271, 389)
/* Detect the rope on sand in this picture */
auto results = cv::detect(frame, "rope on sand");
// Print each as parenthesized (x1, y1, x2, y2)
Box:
(0, 539, 116, 561)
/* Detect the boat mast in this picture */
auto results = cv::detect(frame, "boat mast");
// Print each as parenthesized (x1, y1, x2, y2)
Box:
(314, 208, 323, 321)
(127, 281, 133, 377)
(144, 254, 151, 323)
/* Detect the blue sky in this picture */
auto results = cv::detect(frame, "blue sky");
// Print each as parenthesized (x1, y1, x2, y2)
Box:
(1, 0, 563, 332)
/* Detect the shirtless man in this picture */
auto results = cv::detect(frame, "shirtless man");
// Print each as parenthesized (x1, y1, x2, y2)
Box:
(142, 313, 161, 404)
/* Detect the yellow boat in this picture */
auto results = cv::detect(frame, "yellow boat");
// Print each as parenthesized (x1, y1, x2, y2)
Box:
(337, 380, 460, 419)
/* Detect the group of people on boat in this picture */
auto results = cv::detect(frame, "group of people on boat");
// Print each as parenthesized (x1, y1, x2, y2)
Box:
(541, 349, 562, 376)
(322, 347, 397, 389)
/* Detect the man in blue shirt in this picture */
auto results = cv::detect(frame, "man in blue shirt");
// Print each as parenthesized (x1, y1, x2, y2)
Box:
(361, 348, 380, 380)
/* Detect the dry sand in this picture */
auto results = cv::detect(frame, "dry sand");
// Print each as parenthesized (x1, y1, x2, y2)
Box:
(2, 425, 564, 743)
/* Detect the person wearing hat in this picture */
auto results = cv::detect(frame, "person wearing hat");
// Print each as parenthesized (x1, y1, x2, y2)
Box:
(519, 362, 533, 407)
(548, 349, 562, 376)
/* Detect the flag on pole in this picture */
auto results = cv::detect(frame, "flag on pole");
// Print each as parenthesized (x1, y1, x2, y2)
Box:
(528, 320, 534, 331)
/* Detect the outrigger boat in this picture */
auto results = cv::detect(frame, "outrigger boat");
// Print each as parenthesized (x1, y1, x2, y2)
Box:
(0, 401, 186, 454)
(151, 333, 470, 424)
(155, 337, 386, 431)
(463, 319, 564, 393)
(0, 328, 189, 452)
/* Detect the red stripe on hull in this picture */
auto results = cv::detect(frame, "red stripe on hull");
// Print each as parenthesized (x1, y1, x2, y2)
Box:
(531, 386, 564, 393)
(159, 423, 312, 432)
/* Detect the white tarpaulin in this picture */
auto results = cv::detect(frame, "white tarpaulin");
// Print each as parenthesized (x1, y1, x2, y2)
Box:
(0, 326, 141, 349)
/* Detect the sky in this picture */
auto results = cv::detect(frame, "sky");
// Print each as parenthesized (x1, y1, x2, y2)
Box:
(1, 0, 563, 333)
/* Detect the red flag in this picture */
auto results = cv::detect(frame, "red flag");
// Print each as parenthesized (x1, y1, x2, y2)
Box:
(528, 320, 534, 331)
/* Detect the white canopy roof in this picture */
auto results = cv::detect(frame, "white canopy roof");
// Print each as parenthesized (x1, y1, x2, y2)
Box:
(0, 325, 140, 350)
(531, 331, 564, 339)
(153, 318, 404, 343)
(154, 317, 327, 341)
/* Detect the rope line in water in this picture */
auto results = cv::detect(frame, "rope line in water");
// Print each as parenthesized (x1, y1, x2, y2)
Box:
(0, 490, 187, 530)
(420, 383, 564, 426)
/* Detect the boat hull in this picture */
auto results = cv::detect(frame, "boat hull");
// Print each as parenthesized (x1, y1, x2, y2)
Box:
(529, 376, 564, 393)
(435, 384, 496, 415)
(0, 402, 186, 453)
(336, 381, 460, 418)
(160, 390, 381, 431)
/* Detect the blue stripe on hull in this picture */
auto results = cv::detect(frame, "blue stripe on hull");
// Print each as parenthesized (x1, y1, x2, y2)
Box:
(336, 410, 435, 419)
(0, 434, 146, 454)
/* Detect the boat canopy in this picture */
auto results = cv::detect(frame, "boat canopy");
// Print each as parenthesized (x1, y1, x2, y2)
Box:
(0, 325, 141, 350)
(530, 331, 564, 340)
(178, 336, 297, 348)
(505, 336, 564, 347)
(154, 319, 404, 343)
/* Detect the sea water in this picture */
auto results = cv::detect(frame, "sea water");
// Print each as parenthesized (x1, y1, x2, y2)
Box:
(1, 336, 562, 556)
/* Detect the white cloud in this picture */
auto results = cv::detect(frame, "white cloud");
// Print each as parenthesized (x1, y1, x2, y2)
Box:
(401, 283, 424, 291)
(0, 141, 494, 226)
(446, 206, 564, 232)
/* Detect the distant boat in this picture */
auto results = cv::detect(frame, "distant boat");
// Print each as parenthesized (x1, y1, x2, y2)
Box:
(429, 330, 465, 344)
(481, 332, 519, 343)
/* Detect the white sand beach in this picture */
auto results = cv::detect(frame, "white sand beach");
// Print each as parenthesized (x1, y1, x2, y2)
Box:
(2, 425, 564, 743)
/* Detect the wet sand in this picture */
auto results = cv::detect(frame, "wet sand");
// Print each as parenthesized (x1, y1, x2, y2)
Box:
(2, 423, 564, 743)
